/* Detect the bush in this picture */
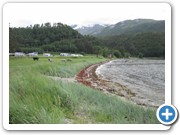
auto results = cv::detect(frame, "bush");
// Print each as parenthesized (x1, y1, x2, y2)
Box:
(113, 50, 121, 58)
(80, 52, 85, 55)
(101, 48, 109, 58)
(138, 53, 144, 58)
(124, 52, 131, 58)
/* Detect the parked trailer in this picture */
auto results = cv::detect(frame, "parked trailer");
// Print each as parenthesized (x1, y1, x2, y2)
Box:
(14, 52, 25, 57)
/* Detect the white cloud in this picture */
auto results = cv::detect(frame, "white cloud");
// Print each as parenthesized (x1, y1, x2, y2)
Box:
(5, 3, 168, 27)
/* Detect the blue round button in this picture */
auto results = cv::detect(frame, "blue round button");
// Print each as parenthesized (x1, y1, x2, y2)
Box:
(156, 104, 178, 125)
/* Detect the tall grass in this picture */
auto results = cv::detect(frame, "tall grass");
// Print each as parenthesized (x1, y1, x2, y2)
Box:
(56, 81, 158, 124)
(10, 72, 65, 123)
(9, 56, 159, 124)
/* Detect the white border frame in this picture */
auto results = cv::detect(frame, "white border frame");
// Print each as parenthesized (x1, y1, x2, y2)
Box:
(3, 2, 171, 130)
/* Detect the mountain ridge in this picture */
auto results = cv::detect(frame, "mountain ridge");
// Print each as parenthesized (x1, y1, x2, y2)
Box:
(72, 19, 165, 36)
(71, 24, 109, 35)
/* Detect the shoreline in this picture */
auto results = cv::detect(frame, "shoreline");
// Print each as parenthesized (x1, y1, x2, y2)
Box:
(75, 60, 158, 108)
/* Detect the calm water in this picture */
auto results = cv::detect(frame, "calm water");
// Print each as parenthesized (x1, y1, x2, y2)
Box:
(96, 59, 165, 107)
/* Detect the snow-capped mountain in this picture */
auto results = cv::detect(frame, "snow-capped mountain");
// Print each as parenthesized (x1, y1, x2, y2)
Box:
(97, 19, 165, 37)
(70, 24, 109, 35)
(71, 19, 165, 37)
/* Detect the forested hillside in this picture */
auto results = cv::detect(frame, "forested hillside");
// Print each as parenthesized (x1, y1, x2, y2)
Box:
(9, 20, 165, 58)
(101, 32, 165, 57)
(97, 19, 165, 37)
(9, 22, 82, 53)
(74, 19, 165, 37)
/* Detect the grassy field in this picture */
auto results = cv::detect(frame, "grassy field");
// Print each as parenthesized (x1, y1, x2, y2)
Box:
(9, 55, 159, 124)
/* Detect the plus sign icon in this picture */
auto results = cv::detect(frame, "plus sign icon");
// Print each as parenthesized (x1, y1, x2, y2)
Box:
(156, 104, 178, 125)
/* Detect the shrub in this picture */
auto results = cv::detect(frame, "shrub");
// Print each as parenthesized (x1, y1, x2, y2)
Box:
(138, 53, 144, 58)
(113, 50, 121, 58)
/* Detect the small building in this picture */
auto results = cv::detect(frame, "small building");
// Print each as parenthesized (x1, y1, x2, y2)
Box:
(14, 52, 25, 57)
(43, 53, 52, 57)
(72, 54, 83, 57)
(60, 53, 83, 57)
(27, 52, 38, 57)
(9, 53, 15, 56)
(60, 53, 71, 56)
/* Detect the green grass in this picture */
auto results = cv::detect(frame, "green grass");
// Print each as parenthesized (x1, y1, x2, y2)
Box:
(9, 55, 159, 124)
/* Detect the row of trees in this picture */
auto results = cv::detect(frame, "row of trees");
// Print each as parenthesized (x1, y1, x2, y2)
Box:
(9, 23, 165, 58)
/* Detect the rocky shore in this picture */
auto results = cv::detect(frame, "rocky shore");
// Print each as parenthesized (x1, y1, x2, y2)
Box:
(75, 61, 159, 108)
(76, 62, 138, 103)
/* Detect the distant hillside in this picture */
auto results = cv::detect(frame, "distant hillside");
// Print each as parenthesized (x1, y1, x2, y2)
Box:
(73, 19, 165, 37)
(72, 24, 108, 35)
(98, 19, 165, 37)
(9, 21, 165, 58)
(102, 32, 165, 57)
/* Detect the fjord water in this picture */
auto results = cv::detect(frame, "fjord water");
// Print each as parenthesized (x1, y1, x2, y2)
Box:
(96, 59, 165, 107)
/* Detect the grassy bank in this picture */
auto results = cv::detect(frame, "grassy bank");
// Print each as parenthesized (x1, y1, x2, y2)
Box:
(9, 55, 159, 124)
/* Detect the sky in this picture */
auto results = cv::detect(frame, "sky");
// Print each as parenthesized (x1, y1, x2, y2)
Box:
(5, 3, 169, 27)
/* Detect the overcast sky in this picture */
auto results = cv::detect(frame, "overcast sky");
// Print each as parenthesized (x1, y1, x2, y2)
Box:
(5, 3, 169, 27)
